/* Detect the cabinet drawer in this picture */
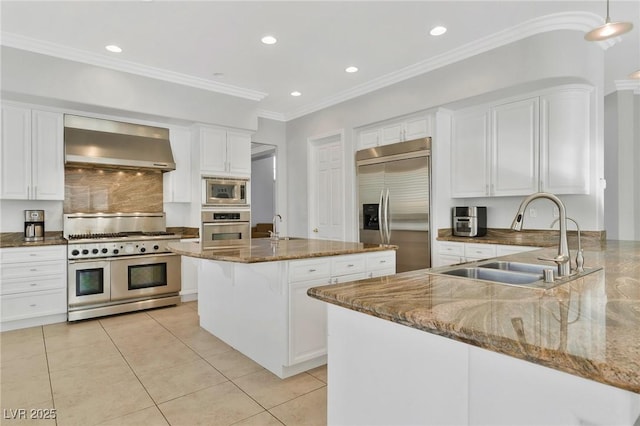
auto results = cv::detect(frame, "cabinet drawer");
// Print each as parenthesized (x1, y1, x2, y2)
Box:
(464, 244, 496, 259)
(331, 272, 367, 284)
(331, 254, 366, 277)
(1, 289, 67, 321)
(366, 251, 396, 271)
(438, 242, 464, 256)
(289, 258, 331, 282)
(0, 246, 66, 264)
(1, 261, 66, 280)
(1, 275, 66, 295)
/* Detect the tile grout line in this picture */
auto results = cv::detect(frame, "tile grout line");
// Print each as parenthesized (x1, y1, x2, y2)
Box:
(40, 325, 59, 426)
(97, 313, 171, 426)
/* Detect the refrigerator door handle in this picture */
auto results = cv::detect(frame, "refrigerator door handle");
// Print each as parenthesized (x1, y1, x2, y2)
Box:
(378, 189, 385, 244)
(384, 188, 391, 245)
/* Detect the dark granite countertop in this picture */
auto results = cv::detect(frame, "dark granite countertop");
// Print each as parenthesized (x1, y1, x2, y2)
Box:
(0, 232, 67, 248)
(309, 240, 640, 394)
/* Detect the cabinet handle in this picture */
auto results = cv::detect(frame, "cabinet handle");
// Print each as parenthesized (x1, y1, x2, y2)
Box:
(29, 254, 37, 257)
(380, 260, 386, 263)
(30, 283, 37, 287)
(309, 269, 316, 272)
(333, 278, 338, 284)
(29, 304, 37, 307)
(30, 268, 37, 271)
(347, 264, 354, 267)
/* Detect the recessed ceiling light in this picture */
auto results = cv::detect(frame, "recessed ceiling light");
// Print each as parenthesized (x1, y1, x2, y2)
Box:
(261, 35, 277, 45)
(429, 26, 447, 36)
(345, 66, 359, 73)
(290, 91, 302, 97)
(105, 45, 122, 53)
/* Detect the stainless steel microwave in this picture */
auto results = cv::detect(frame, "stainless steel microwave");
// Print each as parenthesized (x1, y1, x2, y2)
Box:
(202, 177, 248, 206)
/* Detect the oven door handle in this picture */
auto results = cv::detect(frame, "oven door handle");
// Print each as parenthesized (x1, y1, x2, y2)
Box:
(69, 252, 178, 263)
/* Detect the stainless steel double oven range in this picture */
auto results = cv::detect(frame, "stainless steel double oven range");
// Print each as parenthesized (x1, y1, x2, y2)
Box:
(64, 212, 181, 321)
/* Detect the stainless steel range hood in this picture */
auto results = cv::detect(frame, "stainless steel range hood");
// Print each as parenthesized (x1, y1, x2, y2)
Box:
(64, 115, 176, 172)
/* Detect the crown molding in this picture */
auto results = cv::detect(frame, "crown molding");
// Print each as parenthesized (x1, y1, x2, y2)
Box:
(0, 32, 268, 102)
(615, 79, 640, 94)
(256, 109, 287, 122)
(282, 11, 607, 121)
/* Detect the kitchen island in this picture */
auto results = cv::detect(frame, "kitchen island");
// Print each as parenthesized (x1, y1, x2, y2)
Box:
(168, 238, 396, 378)
(308, 241, 640, 425)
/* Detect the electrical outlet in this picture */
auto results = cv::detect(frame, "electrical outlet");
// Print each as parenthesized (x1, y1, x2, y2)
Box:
(553, 207, 559, 218)
(529, 207, 537, 218)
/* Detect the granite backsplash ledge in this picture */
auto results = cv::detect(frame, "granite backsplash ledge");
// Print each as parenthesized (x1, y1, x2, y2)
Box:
(437, 228, 606, 248)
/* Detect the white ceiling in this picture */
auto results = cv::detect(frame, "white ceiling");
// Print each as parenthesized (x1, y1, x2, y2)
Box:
(1, 1, 639, 121)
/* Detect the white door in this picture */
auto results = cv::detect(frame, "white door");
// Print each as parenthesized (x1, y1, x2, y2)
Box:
(309, 133, 345, 240)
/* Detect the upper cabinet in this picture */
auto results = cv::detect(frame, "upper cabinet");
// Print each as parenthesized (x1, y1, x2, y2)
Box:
(357, 113, 433, 150)
(163, 126, 192, 203)
(1, 105, 64, 200)
(451, 85, 591, 198)
(196, 126, 251, 177)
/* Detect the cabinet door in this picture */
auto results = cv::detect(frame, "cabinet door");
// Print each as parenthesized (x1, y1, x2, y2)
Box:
(358, 129, 380, 150)
(289, 278, 328, 364)
(540, 88, 591, 194)
(491, 98, 539, 196)
(164, 126, 192, 202)
(199, 127, 227, 174)
(31, 110, 64, 200)
(381, 122, 404, 145)
(404, 115, 431, 140)
(451, 108, 490, 198)
(1, 105, 31, 200)
(226, 131, 251, 177)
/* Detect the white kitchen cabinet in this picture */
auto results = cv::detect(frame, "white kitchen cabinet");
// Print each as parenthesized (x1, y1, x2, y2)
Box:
(163, 126, 192, 203)
(198, 250, 396, 378)
(196, 126, 251, 177)
(434, 241, 540, 267)
(451, 85, 592, 198)
(179, 239, 199, 301)
(1, 105, 64, 200)
(540, 87, 591, 194)
(357, 113, 433, 150)
(0, 245, 67, 331)
(491, 97, 539, 196)
(451, 107, 490, 197)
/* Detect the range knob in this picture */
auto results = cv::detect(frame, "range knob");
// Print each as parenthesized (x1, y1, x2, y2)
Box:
(153, 245, 160, 250)
(92, 249, 99, 254)
(101, 248, 108, 254)
(82, 249, 89, 255)
(71, 249, 79, 256)
(140, 247, 146, 253)
(113, 249, 119, 255)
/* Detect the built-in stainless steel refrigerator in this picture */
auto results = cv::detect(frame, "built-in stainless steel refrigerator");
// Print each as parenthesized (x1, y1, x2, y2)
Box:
(356, 138, 431, 272)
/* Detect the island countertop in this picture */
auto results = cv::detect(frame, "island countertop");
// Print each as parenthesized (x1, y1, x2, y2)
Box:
(167, 238, 397, 263)
(308, 240, 640, 394)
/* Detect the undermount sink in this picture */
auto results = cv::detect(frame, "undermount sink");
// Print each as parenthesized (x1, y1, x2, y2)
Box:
(440, 267, 543, 285)
(479, 261, 557, 278)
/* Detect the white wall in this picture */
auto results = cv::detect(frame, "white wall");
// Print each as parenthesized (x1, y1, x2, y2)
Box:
(285, 30, 605, 241)
(251, 155, 275, 227)
(1, 46, 259, 130)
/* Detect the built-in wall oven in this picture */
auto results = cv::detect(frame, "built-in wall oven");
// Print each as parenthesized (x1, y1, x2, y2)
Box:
(202, 177, 248, 207)
(201, 210, 251, 249)
(64, 213, 182, 321)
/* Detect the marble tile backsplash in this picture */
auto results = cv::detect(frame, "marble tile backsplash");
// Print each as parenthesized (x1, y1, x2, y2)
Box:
(64, 168, 163, 213)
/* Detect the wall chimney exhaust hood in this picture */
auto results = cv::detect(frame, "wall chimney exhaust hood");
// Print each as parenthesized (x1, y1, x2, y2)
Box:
(64, 115, 176, 172)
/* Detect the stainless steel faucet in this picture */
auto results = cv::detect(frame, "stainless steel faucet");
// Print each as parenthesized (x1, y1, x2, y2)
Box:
(270, 214, 282, 240)
(550, 216, 584, 273)
(511, 192, 571, 277)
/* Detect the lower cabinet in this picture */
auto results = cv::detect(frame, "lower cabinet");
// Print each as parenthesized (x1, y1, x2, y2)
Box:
(0, 245, 67, 331)
(435, 241, 540, 267)
(197, 250, 396, 378)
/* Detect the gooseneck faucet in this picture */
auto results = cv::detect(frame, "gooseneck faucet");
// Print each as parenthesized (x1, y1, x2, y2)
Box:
(550, 217, 584, 273)
(270, 214, 282, 240)
(511, 192, 571, 277)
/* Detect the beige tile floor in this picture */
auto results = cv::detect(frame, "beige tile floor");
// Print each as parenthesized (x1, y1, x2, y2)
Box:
(0, 302, 327, 426)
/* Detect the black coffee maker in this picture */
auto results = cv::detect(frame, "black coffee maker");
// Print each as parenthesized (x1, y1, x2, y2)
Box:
(24, 210, 45, 242)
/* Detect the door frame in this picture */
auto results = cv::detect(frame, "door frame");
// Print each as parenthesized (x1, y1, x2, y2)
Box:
(307, 129, 346, 241)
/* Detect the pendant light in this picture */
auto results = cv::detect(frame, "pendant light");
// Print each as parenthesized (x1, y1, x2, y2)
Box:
(585, 0, 634, 41)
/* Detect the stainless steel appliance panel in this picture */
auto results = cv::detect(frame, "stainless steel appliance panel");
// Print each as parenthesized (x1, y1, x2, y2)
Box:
(202, 177, 248, 206)
(68, 259, 111, 306)
(110, 254, 181, 301)
(202, 222, 251, 248)
(357, 138, 432, 272)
